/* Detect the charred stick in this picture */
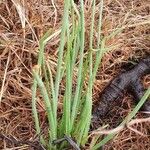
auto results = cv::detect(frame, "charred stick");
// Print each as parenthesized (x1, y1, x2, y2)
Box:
(92, 57, 150, 122)
(53, 135, 81, 150)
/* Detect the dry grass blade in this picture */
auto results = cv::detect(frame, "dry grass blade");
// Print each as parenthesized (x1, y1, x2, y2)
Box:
(0, 52, 10, 103)
(127, 117, 150, 136)
(90, 117, 150, 136)
(91, 125, 124, 136)
(11, 0, 25, 29)
(51, 0, 58, 27)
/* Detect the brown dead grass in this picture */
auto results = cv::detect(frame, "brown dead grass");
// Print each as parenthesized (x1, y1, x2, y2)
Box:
(0, 0, 150, 149)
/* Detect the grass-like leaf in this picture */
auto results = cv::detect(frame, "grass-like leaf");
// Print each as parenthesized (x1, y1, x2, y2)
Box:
(93, 88, 150, 150)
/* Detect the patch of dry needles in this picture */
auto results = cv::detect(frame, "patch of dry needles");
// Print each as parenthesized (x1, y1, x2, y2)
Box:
(0, 0, 150, 149)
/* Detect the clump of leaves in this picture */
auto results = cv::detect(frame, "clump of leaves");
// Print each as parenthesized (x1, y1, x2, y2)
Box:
(31, 0, 150, 149)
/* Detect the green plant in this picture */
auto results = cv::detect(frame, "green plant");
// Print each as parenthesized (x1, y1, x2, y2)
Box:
(31, 0, 150, 149)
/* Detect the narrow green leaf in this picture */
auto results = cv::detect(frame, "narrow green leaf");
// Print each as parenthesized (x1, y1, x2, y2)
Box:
(93, 88, 150, 150)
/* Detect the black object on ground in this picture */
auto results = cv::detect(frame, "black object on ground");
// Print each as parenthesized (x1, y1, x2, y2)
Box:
(92, 57, 150, 126)
(53, 135, 81, 150)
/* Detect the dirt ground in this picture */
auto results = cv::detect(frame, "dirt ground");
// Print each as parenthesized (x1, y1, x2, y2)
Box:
(0, 0, 150, 149)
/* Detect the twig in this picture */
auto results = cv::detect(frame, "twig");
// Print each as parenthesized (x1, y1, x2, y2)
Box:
(53, 135, 81, 150)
